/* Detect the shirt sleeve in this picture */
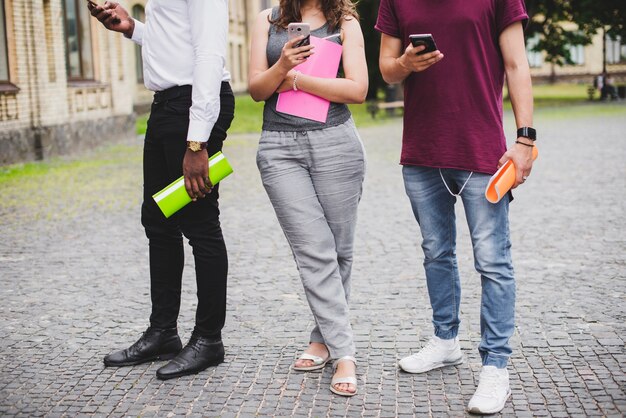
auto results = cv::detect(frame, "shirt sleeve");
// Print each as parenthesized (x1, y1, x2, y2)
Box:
(375, 0, 401, 38)
(186, 0, 228, 143)
(496, 0, 529, 34)
(130, 19, 144, 46)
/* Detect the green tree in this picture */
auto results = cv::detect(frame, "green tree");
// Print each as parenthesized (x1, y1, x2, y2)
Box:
(526, 0, 626, 77)
(571, 0, 626, 40)
(570, 0, 626, 72)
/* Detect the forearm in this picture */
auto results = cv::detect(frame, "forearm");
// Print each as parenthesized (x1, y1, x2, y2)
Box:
(249, 64, 289, 102)
(187, 0, 227, 142)
(506, 65, 533, 129)
(499, 22, 533, 130)
(188, 55, 223, 142)
(296, 74, 367, 104)
(380, 56, 412, 85)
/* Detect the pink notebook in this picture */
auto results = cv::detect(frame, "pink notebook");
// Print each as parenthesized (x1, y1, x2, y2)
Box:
(276, 36, 343, 123)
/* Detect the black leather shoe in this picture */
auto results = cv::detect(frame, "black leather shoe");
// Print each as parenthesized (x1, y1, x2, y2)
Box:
(156, 334, 225, 380)
(103, 327, 182, 367)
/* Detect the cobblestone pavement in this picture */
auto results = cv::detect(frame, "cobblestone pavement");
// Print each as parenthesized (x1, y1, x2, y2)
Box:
(1, 105, 625, 417)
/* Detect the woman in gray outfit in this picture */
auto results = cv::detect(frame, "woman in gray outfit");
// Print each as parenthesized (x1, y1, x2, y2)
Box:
(248, 0, 367, 397)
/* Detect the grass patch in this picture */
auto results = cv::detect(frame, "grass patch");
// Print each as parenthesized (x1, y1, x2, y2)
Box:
(0, 144, 141, 185)
(534, 102, 626, 119)
(504, 83, 594, 109)
(136, 113, 148, 136)
(0, 144, 143, 223)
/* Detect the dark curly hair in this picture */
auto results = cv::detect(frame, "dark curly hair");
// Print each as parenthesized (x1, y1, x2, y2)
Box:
(270, 0, 359, 33)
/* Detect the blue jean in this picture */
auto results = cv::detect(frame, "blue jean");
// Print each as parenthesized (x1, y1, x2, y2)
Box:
(402, 166, 515, 368)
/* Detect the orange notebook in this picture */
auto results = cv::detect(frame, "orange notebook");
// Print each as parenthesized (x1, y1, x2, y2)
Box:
(485, 146, 539, 203)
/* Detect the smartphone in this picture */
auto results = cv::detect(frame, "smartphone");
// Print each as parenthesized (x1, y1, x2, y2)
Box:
(85, 0, 121, 24)
(288, 23, 311, 48)
(409, 34, 438, 55)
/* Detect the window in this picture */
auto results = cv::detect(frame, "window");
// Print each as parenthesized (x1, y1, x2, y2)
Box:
(606, 36, 626, 64)
(0, 0, 9, 82)
(132, 4, 144, 83)
(526, 33, 543, 68)
(568, 44, 585, 66)
(63, 0, 94, 80)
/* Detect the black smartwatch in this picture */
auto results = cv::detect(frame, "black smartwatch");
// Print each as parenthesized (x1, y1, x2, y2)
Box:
(517, 127, 537, 141)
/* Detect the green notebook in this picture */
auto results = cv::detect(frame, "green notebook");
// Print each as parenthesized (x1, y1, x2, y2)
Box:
(153, 151, 233, 218)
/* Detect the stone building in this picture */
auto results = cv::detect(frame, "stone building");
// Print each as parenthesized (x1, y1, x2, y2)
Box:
(0, 0, 275, 165)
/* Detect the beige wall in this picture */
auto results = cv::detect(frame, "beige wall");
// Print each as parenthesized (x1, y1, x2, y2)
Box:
(529, 29, 626, 83)
(0, 0, 279, 164)
(0, 0, 136, 164)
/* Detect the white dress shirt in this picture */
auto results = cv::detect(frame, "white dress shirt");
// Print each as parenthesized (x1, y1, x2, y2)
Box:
(130, 0, 231, 143)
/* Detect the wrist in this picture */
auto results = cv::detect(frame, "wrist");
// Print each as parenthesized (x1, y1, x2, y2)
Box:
(293, 71, 301, 91)
(516, 126, 536, 142)
(515, 139, 535, 148)
(187, 141, 208, 152)
(123, 18, 135, 38)
(276, 61, 292, 77)
(396, 55, 409, 71)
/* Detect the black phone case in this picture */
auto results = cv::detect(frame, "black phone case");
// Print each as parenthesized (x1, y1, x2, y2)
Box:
(410, 35, 437, 55)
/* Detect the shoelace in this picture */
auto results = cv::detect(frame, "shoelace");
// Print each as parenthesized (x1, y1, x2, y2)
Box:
(476, 371, 501, 396)
(128, 328, 151, 352)
(411, 338, 439, 359)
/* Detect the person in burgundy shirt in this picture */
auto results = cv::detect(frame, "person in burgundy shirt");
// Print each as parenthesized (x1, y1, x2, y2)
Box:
(376, 0, 536, 414)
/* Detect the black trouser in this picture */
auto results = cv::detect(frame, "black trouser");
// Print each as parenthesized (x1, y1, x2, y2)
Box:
(141, 83, 234, 339)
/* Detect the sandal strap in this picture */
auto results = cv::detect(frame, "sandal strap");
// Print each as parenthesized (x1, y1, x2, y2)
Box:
(331, 376, 358, 386)
(298, 353, 327, 365)
(333, 355, 357, 370)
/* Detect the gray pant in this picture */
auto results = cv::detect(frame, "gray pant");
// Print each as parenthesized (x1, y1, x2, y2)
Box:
(256, 119, 366, 359)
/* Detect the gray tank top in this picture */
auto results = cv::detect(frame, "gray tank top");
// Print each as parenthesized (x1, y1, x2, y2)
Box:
(262, 7, 351, 132)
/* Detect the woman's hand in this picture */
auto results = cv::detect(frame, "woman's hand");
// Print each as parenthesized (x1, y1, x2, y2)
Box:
(277, 37, 314, 73)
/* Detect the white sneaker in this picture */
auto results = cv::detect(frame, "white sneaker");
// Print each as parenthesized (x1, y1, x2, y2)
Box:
(467, 366, 511, 414)
(398, 336, 464, 374)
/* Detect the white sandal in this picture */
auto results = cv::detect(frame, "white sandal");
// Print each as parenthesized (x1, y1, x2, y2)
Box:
(292, 352, 331, 371)
(330, 356, 358, 397)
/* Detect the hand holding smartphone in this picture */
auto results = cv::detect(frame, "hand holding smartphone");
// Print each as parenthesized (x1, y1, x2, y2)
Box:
(409, 34, 438, 55)
(288, 23, 311, 48)
(86, 0, 121, 25)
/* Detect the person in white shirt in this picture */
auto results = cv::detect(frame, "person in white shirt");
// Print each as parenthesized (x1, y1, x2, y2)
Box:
(88, 0, 234, 380)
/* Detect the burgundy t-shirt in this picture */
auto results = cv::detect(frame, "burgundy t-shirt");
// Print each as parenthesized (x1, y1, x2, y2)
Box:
(375, 0, 528, 174)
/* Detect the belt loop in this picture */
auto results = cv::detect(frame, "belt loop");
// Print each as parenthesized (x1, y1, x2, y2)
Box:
(153, 85, 192, 104)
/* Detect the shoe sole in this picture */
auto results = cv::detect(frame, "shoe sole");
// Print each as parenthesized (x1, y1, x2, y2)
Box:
(156, 356, 225, 380)
(329, 386, 358, 397)
(467, 388, 511, 415)
(103, 351, 179, 368)
(399, 356, 465, 374)
(292, 358, 331, 372)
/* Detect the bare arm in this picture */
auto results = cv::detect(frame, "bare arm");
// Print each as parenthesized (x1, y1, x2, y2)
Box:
(498, 21, 535, 188)
(278, 17, 368, 104)
(379, 33, 444, 84)
(247, 9, 314, 102)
